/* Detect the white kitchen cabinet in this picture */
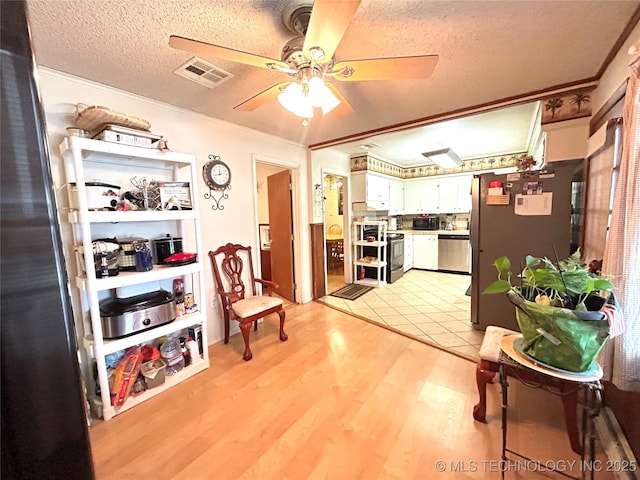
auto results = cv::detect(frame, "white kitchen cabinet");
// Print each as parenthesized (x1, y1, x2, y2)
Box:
(421, 178, 440, 213)
(351, 172, 389, 210)
(436, 176, 458, 213)
(367, 173, 390, 203)
(435, 174, 473, 213)
(456, 175, 473, 213)
(59, 135, 209, 420)
(352, 221, 387, 287)
(405, 174, 472, 214)
(388, 178, 404, 215)
(403, 233, 414, 272)
(412, 233, 438, 270)
(403, 179, 422, 214)
(404, 178, 438, 214)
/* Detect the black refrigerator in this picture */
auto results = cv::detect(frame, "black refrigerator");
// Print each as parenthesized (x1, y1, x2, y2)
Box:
(470, 161, 581, 331)
(1, 2, 95, 478)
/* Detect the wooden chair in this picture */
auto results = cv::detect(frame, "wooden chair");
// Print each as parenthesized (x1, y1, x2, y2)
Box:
(327, 223, 342, 236)
(326, 239, 344, 270)
(208, 243, 287, 361)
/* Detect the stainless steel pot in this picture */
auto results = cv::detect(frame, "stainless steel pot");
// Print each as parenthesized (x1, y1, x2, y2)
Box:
(152, 234, 183, 264)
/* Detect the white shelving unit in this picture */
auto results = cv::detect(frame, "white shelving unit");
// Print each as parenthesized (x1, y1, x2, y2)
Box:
(352, 221, 387, 287)
(59, 135, 209, 421)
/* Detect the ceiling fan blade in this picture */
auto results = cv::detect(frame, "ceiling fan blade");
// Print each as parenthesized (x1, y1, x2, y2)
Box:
(331, 55, 439, 82)
(233, 83, 290, 111)
(169, 35, 289, 71)
(325, 83, 354, 116)
(303, 0, 361, 63)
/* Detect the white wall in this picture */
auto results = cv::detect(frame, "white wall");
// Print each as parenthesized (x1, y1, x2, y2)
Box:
(592, 22, 640, 113)
(38, 69, 310, 345)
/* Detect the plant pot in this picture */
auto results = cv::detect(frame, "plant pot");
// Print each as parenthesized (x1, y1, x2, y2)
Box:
(507, 291, 609, 372)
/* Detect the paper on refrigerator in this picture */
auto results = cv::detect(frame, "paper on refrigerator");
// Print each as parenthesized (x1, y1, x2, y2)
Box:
(514, 192, 553, 216)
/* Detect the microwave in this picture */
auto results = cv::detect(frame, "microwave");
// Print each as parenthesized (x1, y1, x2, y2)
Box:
(413, 216, 438, 230)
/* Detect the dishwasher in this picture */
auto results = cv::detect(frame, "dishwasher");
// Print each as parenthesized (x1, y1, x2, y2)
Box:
(437, 234, 470, 273)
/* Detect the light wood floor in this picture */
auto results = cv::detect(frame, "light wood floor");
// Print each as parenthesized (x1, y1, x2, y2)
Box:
(89, 302, 612, 479)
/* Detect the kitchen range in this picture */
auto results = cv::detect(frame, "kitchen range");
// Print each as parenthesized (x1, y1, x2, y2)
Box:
(355, 213, 470, 287)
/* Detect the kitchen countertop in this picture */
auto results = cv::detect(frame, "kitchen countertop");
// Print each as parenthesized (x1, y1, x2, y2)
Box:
(395, 229, 470, 235)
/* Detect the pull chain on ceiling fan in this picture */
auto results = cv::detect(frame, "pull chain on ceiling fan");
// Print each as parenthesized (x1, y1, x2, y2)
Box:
(169, 0, 439, 125)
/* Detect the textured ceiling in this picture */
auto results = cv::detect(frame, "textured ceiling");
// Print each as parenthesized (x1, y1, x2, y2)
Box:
(26, 0, 638, 163)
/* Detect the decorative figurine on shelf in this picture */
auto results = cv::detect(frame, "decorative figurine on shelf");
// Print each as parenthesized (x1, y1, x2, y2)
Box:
(515, 154, 536, 172)
(126, 176, 161, 210)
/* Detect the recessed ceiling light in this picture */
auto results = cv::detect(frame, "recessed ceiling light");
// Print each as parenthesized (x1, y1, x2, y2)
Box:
(422, 148, 463, 168)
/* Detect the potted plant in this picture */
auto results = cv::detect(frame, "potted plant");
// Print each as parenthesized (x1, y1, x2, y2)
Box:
(483, 250, 615, 372)
(483, 250, 614, 310)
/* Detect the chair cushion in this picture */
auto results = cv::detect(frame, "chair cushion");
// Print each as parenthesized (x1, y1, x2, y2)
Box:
(232, 295, 283, 319)
(479, 325, 519, 363)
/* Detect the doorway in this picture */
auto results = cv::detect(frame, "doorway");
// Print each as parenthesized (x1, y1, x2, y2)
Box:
(323, 173, 347, 294)
(255, 160, 298, 304)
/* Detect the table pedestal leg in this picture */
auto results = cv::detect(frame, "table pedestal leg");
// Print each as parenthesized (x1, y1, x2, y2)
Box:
(500, 363, 508, 480)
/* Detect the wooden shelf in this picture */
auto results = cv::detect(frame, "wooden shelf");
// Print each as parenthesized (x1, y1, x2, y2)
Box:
(486, 194, 511, 205)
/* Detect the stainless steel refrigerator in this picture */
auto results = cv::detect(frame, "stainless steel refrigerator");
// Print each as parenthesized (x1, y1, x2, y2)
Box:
(1, 2, 94, 477)
(470, 161, 581, 331)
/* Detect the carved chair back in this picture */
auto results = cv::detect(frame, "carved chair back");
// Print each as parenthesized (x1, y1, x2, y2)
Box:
(209, 243, 258, 306)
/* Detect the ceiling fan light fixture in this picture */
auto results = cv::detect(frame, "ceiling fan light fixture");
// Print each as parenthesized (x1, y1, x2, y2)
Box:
(421, 148, 463, 169)
(308, 77, 340, 114)
(277, 81, 303, 111)
(308, 46, 325, 61)
(292, 100, 314, 119)
(278, 77, 340, 118)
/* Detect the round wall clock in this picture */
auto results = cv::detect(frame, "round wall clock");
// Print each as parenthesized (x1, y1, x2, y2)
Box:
(203, 157, 231, 191)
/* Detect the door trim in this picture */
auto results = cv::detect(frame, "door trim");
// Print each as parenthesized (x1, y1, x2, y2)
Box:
(252, 154, 301, 303)
(321, 167, 352, 285)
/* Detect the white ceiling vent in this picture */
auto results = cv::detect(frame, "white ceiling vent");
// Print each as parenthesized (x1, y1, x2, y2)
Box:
(173, 57, 233, 89)
(358, 142, 381, 150)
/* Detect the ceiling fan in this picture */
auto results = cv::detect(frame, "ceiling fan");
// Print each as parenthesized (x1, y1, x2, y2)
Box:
(169, 0, 438, 125)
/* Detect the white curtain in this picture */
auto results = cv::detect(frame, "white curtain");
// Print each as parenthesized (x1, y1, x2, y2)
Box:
(601, 57, 640, 391)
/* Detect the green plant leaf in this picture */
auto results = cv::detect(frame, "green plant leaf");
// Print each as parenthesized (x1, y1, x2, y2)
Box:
(493, 256, 511, 276)
(593, 278, 614, 291)
(584, 276, 595, 295)
(525, 255, 540, 268)
(482, 280, 512, 294)
(563, 270, 589, 295)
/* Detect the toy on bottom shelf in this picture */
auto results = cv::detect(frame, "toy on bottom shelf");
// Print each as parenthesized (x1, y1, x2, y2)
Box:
(109, 346, 142, 407)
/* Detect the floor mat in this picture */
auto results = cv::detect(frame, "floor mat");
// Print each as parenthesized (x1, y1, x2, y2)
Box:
(330, 284, 373, 301)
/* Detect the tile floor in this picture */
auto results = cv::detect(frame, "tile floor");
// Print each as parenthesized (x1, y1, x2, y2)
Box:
(320, 269, 484, 360)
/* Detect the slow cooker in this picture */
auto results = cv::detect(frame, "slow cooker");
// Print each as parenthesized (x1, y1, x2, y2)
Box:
(152, 234, 183, 264)
(99, 290, 176, 339)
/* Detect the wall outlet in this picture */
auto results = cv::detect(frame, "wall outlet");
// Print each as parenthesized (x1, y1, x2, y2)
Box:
(211, 296, 218, 308)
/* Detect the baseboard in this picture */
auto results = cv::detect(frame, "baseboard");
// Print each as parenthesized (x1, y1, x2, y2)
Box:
(594, 406, 639, 480)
